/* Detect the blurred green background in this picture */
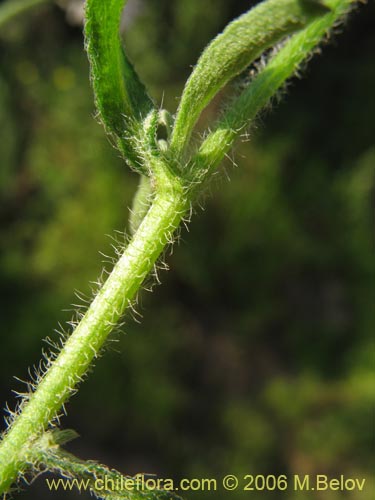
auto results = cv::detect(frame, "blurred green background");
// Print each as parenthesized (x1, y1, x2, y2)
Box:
(0, 0, 374, 499)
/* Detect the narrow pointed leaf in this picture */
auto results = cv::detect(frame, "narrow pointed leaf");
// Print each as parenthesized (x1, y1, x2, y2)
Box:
(129, 175, 153, 235)
(85, 0, 155, 170)
(171, 0, 330, 158)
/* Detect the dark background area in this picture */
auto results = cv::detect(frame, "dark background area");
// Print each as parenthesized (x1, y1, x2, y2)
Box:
(0, 0, 374, 499)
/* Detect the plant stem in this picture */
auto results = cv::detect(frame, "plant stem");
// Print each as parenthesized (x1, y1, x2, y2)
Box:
(0, 177, 188, 494)
(0, 0, 50, 28)
(0, 0, 359, 494)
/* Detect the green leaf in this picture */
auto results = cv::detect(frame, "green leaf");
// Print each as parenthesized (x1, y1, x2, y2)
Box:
(170, 0, 330, 159)
(85, 0, 155, 171)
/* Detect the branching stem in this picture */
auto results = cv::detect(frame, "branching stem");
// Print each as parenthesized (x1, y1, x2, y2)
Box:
(0, 0, 360, 496)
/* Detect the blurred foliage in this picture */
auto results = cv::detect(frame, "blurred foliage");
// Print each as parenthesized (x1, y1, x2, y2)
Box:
(0, 1, 374, 499)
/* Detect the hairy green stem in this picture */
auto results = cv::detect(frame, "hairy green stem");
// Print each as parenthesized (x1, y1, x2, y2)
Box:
(0, 0, 50, 27)
(0, 178, 188, 494)
(0, 0, 359, 495)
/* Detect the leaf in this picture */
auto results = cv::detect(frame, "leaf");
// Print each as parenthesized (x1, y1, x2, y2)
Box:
(190, 0, 354, 181)
(170, 0, 330, 159)
(85, 0, 155, 171)
(129, 175, 153, 235)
